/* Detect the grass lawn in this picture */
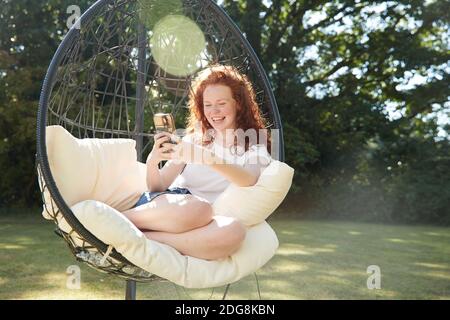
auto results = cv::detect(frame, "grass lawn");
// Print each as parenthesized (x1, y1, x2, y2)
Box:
(0, 213, 449, 300)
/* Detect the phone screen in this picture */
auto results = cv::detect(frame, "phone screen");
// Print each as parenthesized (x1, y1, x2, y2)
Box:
(153, 113, 176, 133)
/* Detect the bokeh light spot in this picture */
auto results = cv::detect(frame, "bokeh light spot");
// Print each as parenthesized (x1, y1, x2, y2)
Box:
(150, 15, 206, 77)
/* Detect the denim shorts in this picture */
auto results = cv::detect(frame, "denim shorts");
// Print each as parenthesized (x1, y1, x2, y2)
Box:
(134, 187, 192, 208)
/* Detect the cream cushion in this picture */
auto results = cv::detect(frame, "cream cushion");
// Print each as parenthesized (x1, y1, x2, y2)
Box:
(70, 200, 278, 288)
(213, 161, 294, 226)
(41, 126, 146, 219)
(40, 125, 293, 288)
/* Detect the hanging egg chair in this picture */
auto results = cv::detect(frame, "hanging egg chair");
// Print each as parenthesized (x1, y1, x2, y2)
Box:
(36, 0, 286, 300)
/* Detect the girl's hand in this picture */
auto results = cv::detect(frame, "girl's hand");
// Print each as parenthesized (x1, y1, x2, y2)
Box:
(170, 140, 218, 165)
(146, 132, 179, 166)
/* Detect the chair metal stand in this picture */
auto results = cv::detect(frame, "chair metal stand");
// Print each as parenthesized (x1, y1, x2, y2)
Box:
(125, 280, 137, 300)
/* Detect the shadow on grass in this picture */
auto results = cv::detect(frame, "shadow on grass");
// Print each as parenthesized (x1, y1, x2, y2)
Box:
(1, 214, 449, 299)
(0, 215, 255, 299)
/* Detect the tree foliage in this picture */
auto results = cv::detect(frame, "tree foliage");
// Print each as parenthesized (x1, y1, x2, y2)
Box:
(0, 0, 449, 223)
(223, 0, 450, 223)
(0, 0, 94, 206)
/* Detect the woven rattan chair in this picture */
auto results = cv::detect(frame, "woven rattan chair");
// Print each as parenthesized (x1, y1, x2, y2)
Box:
(36, 0, 284, 299)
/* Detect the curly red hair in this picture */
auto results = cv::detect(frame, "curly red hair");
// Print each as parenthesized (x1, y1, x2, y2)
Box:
(186, 64, 271, 153)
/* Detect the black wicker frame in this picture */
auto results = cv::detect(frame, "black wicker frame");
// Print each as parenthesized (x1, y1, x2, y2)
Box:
(37, 0, 284, 299)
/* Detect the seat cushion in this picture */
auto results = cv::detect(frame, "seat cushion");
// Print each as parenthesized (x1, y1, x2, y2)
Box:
(67, 200, 278, 288)
(39, 125, 293, 288)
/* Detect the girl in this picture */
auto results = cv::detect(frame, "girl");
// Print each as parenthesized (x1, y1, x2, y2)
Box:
(122, 65, 272, 260)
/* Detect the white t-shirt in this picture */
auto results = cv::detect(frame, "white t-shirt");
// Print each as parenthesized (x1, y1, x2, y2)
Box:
(169, 136, 272, 203)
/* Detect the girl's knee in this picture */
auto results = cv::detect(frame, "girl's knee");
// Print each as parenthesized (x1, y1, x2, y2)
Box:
(222, 219, 246, 249)
(208, 218, 246, 259)
(193, 199, 213, 220)
(176, 198, 213, 232)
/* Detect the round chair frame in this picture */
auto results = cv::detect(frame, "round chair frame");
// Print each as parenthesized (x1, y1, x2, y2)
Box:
(36, 0, 284, 299)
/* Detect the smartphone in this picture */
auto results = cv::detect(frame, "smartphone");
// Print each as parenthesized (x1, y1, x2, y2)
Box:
(153, 113, 178, 144)
(153, 113, 176, 134)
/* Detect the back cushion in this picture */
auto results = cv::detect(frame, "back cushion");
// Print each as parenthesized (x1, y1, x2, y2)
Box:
(41, 126, 146, 219)
(212, 161, 294, 226)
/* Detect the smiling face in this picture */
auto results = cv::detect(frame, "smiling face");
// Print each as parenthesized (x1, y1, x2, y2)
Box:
(203, 84, 238, 135)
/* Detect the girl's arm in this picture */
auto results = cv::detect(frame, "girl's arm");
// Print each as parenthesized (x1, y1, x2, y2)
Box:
(146, 160, 186, 192)
(209, 161, 259, 187)
(209, 148, 272, 187)
(146, 132, 186, 192)
(171, 140, 270, 187)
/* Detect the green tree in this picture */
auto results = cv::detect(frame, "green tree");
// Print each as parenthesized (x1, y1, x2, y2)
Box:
(0, 0, 94, 207)
(223, 0, 450, 223)
(0, 0, 448, 224)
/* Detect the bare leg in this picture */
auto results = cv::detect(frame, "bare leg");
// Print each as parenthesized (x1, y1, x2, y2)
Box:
(144, 216, 246, 260)
(122, 194, 213, 233)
